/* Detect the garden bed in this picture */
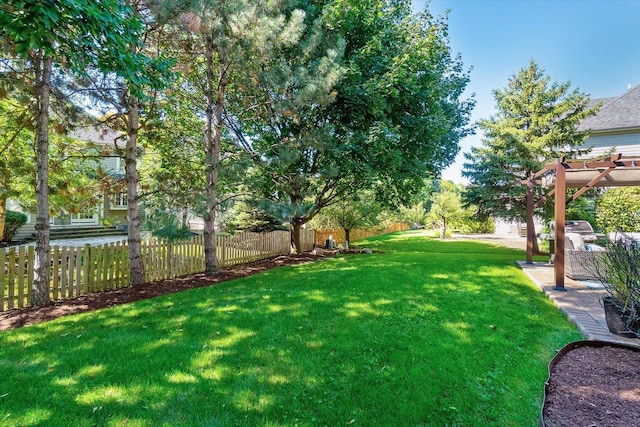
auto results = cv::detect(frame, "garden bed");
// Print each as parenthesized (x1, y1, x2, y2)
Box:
(541, 340, 640, 426)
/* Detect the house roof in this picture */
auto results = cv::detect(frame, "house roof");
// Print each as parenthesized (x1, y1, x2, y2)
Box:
(578, 84, 640, 132)
(67, 126, 126, 149)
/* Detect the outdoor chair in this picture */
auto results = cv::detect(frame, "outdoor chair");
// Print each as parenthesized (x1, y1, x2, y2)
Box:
(564, 232, 605, 281)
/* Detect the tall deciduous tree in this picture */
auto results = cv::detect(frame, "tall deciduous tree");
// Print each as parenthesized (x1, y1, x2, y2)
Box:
(0, 0, 168, 304)
(463, 60, 598, 235)
(427, 180, 464, 239)
(233, 0, 473, 252)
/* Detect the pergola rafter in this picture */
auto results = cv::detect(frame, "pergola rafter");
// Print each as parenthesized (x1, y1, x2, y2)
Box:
(523, 154, 640, 290)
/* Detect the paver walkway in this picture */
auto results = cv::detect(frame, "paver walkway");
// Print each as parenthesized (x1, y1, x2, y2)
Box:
(518, 261, 639, 348)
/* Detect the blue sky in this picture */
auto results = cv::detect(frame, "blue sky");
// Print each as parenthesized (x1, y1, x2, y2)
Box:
(411, 0, 640, 182)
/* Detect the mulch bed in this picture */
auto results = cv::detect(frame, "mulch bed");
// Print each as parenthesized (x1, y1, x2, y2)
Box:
(542, 345, 640, 426)
(0, 252, 330, 332)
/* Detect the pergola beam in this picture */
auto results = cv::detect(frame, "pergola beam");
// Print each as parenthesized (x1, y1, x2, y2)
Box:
(524, 153, 640, 291)
(566, 167, 614, 205)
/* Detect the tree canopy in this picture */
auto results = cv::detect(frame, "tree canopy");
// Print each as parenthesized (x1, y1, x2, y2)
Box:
(1, 0, 476, 300)
(228, 0, 473, 251)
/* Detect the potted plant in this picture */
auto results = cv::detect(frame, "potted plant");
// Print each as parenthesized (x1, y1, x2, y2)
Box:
(587, 236, 640, 337)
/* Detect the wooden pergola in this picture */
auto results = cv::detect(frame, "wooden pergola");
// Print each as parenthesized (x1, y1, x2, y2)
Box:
(523, 154, 640, 290)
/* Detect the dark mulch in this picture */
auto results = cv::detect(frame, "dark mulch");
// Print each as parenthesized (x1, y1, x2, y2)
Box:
(0, 252, 330, 332)
(542, 345, 640, 426)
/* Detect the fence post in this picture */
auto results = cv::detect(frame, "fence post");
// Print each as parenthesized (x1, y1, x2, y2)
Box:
(0, 249, 5, 311)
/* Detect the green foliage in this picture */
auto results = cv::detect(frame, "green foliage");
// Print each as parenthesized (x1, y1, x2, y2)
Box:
(596, 187, 640, 232)
(397, 202, 429, 226)
(398, 179, 493, 234)
(427, 180, 465, 238)
(566, 189, 598, 229)
(588, 238, 640, 335)
(326, 1, 474, 203)
(142, 210, 193, 243)
(0, 0, 170, 97)
(225, 200, 287, 233)
(2, 210, 27, 241)
(232, 1, 473, 246)
(463, 59, 598, 223)
(0, 232, 581, 426)
(0, 98, 35, 207)
(0, 96, 105, 215)
(311, 191, 383, 246)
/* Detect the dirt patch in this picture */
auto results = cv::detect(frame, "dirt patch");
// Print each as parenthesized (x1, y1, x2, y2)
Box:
(542, 345, 640, 426)
(0, 252, 331, 332)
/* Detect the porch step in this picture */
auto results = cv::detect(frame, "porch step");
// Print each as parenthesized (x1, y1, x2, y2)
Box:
(34, 226, 128, 241)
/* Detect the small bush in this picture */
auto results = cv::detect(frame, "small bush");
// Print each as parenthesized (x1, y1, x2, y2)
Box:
(2, 210, 27, 242)
(588, 237, 640, 335)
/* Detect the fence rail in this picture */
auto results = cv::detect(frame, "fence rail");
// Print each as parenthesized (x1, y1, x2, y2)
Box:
(1, 229, 314, 312)
(314, 223, 408, 247)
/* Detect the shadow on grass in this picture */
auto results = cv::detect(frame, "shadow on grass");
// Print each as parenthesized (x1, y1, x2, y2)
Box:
(0, 232, 582, 426)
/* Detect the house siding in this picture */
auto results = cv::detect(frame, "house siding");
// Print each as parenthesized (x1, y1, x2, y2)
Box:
(578, 131, 640, 158)
(100, 156, 120, 173)
(7, 128, 126, 241)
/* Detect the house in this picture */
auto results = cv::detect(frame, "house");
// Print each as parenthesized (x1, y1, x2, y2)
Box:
(577, 84, 640, 158)
(11, 126, 130, 241)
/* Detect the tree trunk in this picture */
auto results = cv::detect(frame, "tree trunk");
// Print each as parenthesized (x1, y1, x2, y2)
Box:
(126, 93, 145, 286)
(531, 225, 541, 255)
(291, 221, 303, 254)
(0, 197, 6, 241)
(344, 228, 350, 250)
(440, 217, 447, 239)
(203, 35, 221, 276)
(32, 53, 53, 306)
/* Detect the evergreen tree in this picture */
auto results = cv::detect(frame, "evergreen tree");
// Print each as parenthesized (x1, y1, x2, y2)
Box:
(463, 60, 598, 230)
(158, 1, 313, 271)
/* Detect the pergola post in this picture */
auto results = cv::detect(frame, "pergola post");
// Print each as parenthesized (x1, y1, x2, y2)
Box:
(553, 162, 566, 291)
(526, 154, 640, 292)
(526, 180, 534, 264)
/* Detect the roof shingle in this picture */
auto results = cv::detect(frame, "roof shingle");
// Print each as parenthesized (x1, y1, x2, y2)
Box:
(578, 84, 640, 132)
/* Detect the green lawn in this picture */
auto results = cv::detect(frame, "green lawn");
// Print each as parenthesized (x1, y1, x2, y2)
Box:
(0, 230, 582, 426)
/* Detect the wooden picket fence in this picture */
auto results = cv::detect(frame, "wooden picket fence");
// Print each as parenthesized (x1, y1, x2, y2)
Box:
(315, 223, 409, 247)
(1, 229, 314, 312)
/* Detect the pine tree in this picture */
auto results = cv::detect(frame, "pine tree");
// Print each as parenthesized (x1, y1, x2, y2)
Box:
(463, 60, 598, 230)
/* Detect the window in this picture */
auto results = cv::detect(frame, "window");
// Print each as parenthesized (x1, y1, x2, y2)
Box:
(110, 192, 128, 209)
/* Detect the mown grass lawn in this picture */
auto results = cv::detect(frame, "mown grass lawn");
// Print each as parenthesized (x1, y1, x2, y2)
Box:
(0, 231, 582, 426)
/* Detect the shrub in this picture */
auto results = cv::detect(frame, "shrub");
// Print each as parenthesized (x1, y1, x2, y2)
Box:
(2, 210, 27, 242)
(588, 237, 640, 336)
(596, 187, 640, 232)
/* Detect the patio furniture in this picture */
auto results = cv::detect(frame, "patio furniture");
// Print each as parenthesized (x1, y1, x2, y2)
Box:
(564, 232, 605, 281)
